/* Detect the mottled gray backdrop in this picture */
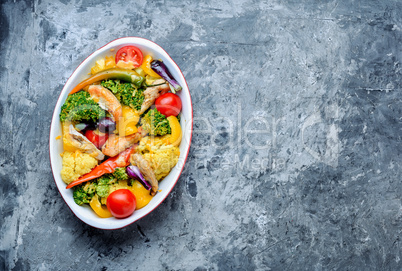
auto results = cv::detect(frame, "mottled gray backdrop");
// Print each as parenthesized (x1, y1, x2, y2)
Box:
(1, 0, 401, 270)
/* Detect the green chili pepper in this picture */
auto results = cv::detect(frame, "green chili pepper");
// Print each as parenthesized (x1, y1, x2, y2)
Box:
(69, 68, 145, 95)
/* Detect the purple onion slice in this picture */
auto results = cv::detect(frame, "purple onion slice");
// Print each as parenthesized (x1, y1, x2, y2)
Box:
(126, 165, 152, 190)
(98, 117, 116, 134)
(74, 122, 91, 132)
(150, 60, 182, 93)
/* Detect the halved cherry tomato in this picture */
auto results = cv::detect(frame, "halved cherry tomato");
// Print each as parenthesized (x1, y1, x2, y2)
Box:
(155, 93, 182, 117)
(106, 189, 136, 218)
(85, 129, 109, 149)
(115, 46, 143, 69)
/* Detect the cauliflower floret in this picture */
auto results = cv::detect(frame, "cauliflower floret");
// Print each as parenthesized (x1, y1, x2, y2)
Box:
(137, 135, 170, 152)
(137, 136, 180, 180)
(60, 150, 98, 184)
(90, 55, 116, 74)
(143, 147, 180, 180)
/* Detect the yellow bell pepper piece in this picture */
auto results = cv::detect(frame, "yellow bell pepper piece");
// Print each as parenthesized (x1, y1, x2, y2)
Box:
(167, 116, 182, 146)
(129, 180, 154, 209)
(90, 194, 113, 218)
(120, 121, 138, 136)
(141, 55, 161, 78)
(118, 106, 140, 136)
(106, 180, 153, 210)
(62, 121, 78, 152)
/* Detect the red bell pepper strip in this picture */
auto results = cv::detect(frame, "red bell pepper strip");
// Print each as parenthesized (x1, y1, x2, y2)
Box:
(66, 146, 136, 189)
(69, 68, 145, 95)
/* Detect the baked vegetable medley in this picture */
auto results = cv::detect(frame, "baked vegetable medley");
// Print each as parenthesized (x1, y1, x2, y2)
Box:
(59, 46, 183, 219)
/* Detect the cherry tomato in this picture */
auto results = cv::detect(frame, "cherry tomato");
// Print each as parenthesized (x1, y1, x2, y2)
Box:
(85, 129, 109, 149)
(155, 93, 182, 117)
(115, 46, 143, 68)
(106, 189, 136, 218)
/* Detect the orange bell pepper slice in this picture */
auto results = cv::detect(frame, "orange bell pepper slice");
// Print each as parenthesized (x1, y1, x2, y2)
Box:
(66, 145, 136, 189)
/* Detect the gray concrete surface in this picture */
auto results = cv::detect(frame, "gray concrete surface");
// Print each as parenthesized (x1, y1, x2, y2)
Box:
(1, 0, 401, 270)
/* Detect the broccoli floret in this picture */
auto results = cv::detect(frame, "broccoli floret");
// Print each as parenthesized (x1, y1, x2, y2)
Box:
(96, 174, 115, 198)
(97, 174, 116, 186)
(113, 167, 128, 181)
(83, 182, 97, 194)
(73, 184, 95, 205)
(141, 108, 171, 136)
(95, 172, 129, 197)
(95, 168, 128, 197)
(100, 79, 119, 94)
(101, 80, 145, 111)
(60, 91, 106, 123)
(96, 185, 110, 198)
(73, 168, 130, 206)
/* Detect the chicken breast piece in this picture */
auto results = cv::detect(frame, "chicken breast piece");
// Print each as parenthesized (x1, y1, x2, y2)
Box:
(66, 124, 104, 160)
(87, 85, 122, 121)
(130, 153, 158, 195)
(102, 133, 142, 157)
(138, 79, 170, 114)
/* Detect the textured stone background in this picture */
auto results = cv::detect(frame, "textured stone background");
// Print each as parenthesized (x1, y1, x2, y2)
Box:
(1, 0, 401, 270)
